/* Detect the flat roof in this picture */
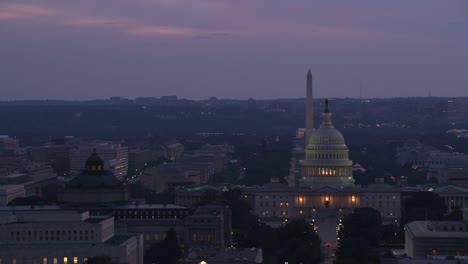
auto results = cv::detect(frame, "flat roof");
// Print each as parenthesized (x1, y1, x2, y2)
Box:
(406, 221, 468, 238)
(113, 204, 187, 209)
(105, 235, 136, 246)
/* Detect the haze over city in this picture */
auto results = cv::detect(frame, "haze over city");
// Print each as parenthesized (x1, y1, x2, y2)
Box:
(1, 0, 467, 100)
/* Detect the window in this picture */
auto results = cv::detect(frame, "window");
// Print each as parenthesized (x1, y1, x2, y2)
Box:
(63, 257, 68, 264)
(73, 258, 78, 264)
(43, 258, 48, 264)
(53, 258, 58, 264)
(145, 234, 150, 241)
(12, 258, 16, 264)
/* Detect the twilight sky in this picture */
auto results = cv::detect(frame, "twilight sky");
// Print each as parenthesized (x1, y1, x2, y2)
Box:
(1, 0, 467, 100)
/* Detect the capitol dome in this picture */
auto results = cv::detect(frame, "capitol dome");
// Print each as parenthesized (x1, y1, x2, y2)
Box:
(309, 127, 346, 146)
(301, 99, 354, 188)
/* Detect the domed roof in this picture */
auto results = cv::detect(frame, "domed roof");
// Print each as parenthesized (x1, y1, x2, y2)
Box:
(86, 148, 103, 165)
(309, 127, 346, 146)
(308, 98, 346, 146)
(85, 149, 105, 174)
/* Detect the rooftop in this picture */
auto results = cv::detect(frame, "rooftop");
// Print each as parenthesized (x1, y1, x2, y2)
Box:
(405, 221, 468, 238)
(114, 204, 187, 209)
(105, 234, 136, 246)
(433, 185, 468, 194)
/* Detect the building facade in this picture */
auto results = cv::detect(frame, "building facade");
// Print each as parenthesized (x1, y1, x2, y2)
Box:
(70, 142, 128, 181)
(0, 206, 143, 264)
(405, 220, 468, 258)
(60, 150, 128, 204)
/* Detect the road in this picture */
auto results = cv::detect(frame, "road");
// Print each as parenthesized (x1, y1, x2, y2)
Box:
(314, 209, 339, 264)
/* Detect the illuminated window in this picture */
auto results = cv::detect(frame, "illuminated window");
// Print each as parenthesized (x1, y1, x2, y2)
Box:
(73, 258, 78, 264)
(43, 258, 48, 264)
(432, 249, 436, 255)
(192, 233, 197, 241)
(154, 233, 159, 240)
(63, 257, 68, 264)
(351, 196, 356, 203)
(83, 258, 87, 264)
(53, 258, 58, 264)
(12, 259, 16, 264)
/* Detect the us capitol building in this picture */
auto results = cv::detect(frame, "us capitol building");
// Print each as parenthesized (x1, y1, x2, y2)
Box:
(241, 70, 402, 224)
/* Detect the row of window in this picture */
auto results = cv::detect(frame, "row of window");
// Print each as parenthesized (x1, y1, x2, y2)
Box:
(364, 201, 397, 208)
(259, 201, 289, 207)
(259, 195, 289, 199)
(10, 230, 94, 242)
(0, 257, 83, 264)
(192, 232, 212, 242)
(117, 215, 180, 220)
(113, 209, 187, 215)
(443, 196, 468, 202)
(433, 224, 468, 232)
(307, 153, 347, 160)
(363, 196, 397, 200)
(305, 167, 350, 176)
(145, 233, 164, 241)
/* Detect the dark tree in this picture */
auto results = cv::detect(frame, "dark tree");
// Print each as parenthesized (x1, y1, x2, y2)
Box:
(144, 229, 182, 264)
(277, 219, 323, 264)
(401, 192, 447, 226)
(335, 208, 382, 264)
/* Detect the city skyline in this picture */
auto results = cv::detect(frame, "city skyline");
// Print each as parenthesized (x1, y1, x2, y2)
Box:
(1, 0, 467, 100)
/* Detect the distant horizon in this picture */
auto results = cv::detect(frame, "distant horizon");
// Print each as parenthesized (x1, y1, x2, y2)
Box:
(1, 95, 467, 102)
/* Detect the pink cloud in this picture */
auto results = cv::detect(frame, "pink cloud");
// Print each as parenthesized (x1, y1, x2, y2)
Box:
(0, 3, 57, 20)
(63, 16, 124, 26)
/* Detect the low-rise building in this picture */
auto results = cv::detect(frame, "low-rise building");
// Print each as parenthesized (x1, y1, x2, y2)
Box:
(433, 185, 468, 212)
(175, 185, 229, 208)
(0, 206, 143, 264)
(60, 150, 128, 204)
(70, 142, 128, 181)
(141, 162, 215, 193)
(405, 220, 468, 258)
(241, 181, 401, 224)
